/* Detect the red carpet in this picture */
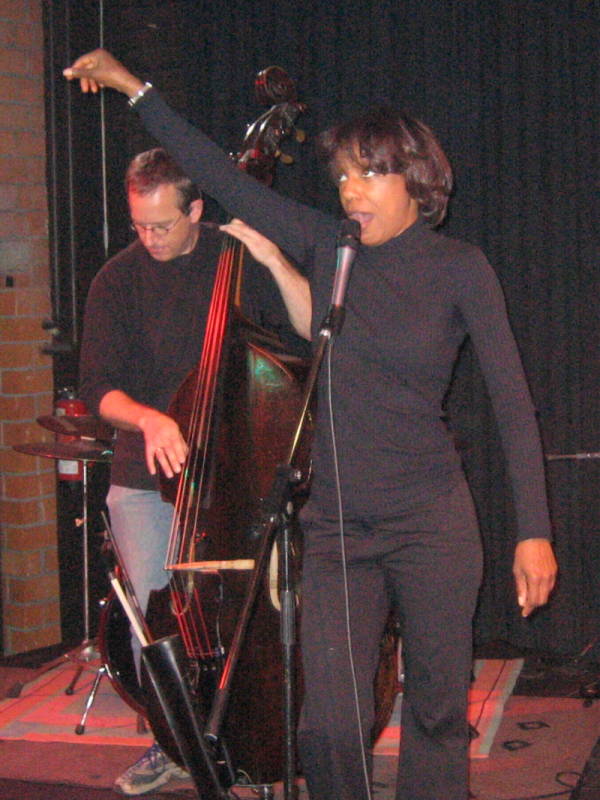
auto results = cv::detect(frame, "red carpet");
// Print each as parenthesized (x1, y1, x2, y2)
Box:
(0, 658, 151, 747)
(373, 658, 524, 759)
(0, 657, 520, 756)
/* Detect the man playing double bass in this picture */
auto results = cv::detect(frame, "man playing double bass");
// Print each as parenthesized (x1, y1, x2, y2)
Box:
(78, 147, 311, 796)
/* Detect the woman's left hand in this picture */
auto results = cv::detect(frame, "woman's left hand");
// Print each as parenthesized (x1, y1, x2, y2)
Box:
(513, 538, 558, 617)
(220, 218, 312, 340)
(63, 48, 143, 97)
(220, 218, 283, 269)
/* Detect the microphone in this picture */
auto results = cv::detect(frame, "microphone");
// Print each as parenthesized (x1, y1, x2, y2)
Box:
(326, 218, 361, 335)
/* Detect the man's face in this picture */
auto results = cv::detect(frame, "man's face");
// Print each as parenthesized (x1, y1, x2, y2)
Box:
(128, 183, 203, 262)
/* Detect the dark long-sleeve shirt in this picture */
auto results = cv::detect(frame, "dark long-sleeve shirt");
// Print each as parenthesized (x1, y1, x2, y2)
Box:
(136, 89, 551, 540)
(79, 223, 305, 490)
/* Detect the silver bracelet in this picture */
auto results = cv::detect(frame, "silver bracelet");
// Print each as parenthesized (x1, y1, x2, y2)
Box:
(128, 82, 153, 107)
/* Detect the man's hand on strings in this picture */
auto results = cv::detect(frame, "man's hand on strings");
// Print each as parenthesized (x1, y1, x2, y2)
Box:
(98, 390, 188, 479)
(513, 537, 558, 618)
(138, 409, 188, 479)
(63, 48, 144, 98)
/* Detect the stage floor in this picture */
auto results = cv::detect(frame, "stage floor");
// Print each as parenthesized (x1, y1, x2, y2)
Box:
(0, 646, 598, 799)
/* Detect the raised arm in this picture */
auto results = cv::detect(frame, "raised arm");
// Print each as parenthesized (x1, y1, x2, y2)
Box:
(65, 50, 314, 340)
(63, 48, 144, 97)
(65, 49, 332, 266)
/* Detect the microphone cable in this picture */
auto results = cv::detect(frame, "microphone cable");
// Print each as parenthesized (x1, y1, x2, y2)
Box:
(325, 338, 374, 800)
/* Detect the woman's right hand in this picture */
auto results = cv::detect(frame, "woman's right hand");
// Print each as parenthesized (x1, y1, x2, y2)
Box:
(63, 48, 144, 98)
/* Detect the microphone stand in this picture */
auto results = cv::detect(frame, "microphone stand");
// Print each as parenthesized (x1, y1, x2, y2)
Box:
(205, 312, 338, 800)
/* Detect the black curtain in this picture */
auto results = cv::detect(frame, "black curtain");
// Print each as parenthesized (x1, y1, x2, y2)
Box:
(44, 0, 600, 654)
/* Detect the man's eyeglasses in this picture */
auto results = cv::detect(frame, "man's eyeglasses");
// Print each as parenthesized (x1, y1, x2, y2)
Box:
(130, 212, 185, 237)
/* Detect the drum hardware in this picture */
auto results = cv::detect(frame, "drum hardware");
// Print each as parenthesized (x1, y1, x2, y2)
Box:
(67, 489, 154, 736)
(13, 438, 113, 463)
(37, 413, 114, 443)
(78, 581, 149, 735)
(545, 451, 600, 461)
(12, 434, 113, 731)
(578, 636, 600, 707)
(77, 513, 150, 736)
(97, 590, 147, 720)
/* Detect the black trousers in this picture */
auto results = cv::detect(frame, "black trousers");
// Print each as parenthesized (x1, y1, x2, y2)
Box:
(297, 477, 483, 800)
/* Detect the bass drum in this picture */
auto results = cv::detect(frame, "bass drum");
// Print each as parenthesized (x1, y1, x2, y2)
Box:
(98, 589, 400, 750)
(97, 590, 146, 718)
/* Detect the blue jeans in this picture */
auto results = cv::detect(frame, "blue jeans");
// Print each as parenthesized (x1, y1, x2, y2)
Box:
(106, 485, 173, 675)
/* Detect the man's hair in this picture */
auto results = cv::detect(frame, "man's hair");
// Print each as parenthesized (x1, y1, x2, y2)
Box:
(125, 147, 201, 212)
(317, 106, 453, 227)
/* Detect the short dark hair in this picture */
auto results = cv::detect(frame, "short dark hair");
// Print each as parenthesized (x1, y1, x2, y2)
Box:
(125, 147, 201, 213)
(317, 107, 453, 227)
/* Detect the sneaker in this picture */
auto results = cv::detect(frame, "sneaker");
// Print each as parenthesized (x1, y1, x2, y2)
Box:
(113, 741, 190, 796)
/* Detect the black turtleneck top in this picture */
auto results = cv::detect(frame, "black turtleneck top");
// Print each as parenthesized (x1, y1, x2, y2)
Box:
(136, 89, 551, 540)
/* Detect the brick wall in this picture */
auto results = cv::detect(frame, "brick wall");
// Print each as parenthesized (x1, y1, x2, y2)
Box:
(0, 0, 60, 655)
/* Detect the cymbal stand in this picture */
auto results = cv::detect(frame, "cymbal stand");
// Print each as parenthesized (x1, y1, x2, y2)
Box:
(64, 458, 102, 732)
(11, 456, 104, 732)
(72, 513, 151, 736)
(7, 438, 110, 717)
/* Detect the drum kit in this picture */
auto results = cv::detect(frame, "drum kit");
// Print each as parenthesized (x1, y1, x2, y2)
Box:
(13, 414, 114, 732)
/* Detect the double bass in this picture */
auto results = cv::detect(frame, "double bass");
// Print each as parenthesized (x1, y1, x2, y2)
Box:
(146, 65, 312, 790)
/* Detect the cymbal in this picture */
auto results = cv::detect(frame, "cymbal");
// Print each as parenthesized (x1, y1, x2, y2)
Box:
(36, 414, 113, 442)
(13, 440, 113, 463)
